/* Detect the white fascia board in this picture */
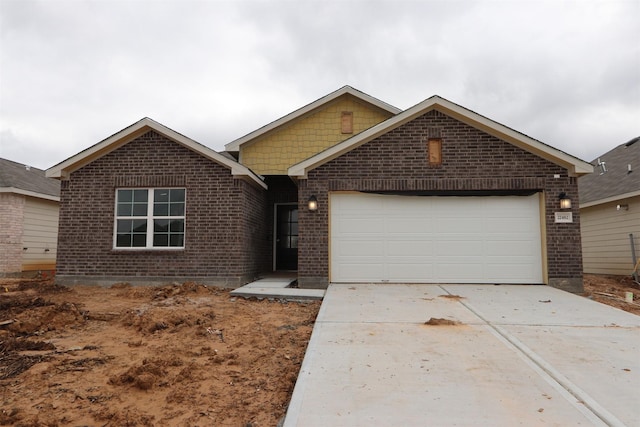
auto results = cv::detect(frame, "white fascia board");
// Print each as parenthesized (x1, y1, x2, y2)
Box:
(0, 187, 60, 202)
(289, 95, 594, 178)
(435, 99, 594, 176)
(46, 118, 152, 179)
(580, 190, 640, 208)
(45, 118, 266, 189)
(225, 86, 401, 152)
(289, 97, 443, 177)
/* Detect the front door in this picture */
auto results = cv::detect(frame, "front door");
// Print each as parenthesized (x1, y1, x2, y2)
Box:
(276, 204, 298, 270)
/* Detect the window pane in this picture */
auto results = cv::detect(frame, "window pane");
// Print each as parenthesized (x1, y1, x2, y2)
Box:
(133, 189, 148, 202)
(153, 234, 168, 247)
(169, 220, 184, 232)
(290, 209, 298, 222)
(154, 219, 169, 232)
(169, 234, 184, 247)
(154, 189, 169, 203)
(170, 202, 185, 216)
(116, 234, 131, 247)
(117, 203, 132, 216)
(117, 219, 132, 233)
(132, 234, 146, 247)
(291, 222, 298, 235)
(170, 189, 185, 203)
(290, 236, 298, 249)
(132, 219, 147, 233)
(154, 203, 169, 216)
(132, 203, 148, 216)
(118, 189, 133, 203)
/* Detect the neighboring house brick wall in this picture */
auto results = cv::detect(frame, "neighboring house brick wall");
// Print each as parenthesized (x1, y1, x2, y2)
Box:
(0, 193, 25, 276)
(298, 110, 583, 291)
(56, 130, 268, 286)
(581, 196, 640, 275)
(240, 96, 393, 175)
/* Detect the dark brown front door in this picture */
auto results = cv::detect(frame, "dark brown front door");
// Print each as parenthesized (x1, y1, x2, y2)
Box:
(276, 204, 298, 270)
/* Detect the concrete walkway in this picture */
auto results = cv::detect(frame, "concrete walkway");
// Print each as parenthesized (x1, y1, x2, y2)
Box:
(284, 284, 640, 426)
(230, 276, 325, 301)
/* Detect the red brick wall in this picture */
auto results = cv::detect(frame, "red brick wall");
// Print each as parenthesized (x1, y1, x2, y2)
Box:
(298, 110, 583, 291)
(56, 130, 269, 286)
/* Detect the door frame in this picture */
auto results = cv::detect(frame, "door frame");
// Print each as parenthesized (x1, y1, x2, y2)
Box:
(273, 202, 298, 271)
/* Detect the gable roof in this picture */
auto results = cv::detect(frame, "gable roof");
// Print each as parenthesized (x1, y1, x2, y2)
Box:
(46, 117, 266, 189)
(289, 95, 594, 178)
(0, 158, 60, 201)
(579, 136, 640, 207)
(224, 85, 402, 152)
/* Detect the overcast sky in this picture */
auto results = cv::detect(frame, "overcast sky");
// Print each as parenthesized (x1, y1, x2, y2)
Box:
(1, 0, 638, 171)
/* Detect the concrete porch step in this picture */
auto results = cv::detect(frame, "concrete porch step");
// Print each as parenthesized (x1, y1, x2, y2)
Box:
(230, 276, 325, 301)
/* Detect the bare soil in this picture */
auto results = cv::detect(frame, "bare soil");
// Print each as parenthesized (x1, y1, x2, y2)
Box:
(583, 274, 640, 315)
(1, 274, 637, 426)
(0, 278, 320, 427)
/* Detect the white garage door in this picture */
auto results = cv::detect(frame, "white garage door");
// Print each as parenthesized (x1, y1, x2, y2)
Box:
(330, 193, 543, 284)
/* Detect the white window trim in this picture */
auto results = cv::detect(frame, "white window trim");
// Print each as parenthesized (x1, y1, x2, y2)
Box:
(113, 188, 186, 250)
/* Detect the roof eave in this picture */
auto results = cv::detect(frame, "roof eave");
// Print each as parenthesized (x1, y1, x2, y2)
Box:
(580, 190, 640, 208)
(289, 96, 594, 178)
(225, 86, 401, 152)
(0, 187, 60, 202)
(46, 118, 267, 189)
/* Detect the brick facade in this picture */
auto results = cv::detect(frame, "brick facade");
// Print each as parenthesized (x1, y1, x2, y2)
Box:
(297, 110, 583, 291)
(56, 130, 269, 286)
(0, 193, 25, 276)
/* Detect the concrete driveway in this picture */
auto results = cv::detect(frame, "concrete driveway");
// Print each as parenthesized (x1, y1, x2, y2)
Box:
(284, 284, 640, 426)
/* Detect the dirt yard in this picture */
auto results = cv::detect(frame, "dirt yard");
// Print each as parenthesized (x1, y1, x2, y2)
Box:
(583, 273, 640, 315)
(1, 274, 638, 426)
(0, 279, 320, 426)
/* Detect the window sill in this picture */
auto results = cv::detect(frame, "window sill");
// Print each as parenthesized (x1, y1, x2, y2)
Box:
(112, 247, 185, 252)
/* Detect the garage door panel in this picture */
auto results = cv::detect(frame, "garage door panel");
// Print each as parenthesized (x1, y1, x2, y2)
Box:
(334, 218, 385, 234)
(388, 263, 435, 281)
(485, 240, 538, 256)
(484, 263, 540, 281)
(435, 240, 484, 256)
(436, 218, 483, 233)
(330, 193, 543, 284)
(387, 240, 434, 256)
(334, 263, 385, 281)
(335, 241, 385, 256)
(436, 262, 484, 281)
(388, 218, 433, 233)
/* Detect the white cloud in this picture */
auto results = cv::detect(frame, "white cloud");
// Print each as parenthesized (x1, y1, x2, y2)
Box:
(0, 0, 638, 169)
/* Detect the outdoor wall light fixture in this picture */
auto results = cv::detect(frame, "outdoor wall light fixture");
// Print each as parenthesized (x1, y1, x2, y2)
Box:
(559, 193, 572, 209)
(308, 195, 318, 211)
(617, 204, 629, 211)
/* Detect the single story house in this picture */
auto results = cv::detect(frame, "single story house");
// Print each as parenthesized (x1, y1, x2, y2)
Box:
(46, 86, 593, 292)
(579, 137, 640, 276)
(1, 158, 60, 276)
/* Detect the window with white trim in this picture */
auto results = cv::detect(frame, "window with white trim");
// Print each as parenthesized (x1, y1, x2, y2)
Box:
(114, 188, 186, 249)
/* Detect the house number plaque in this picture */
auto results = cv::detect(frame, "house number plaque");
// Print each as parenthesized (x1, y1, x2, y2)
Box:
(554, 212, 573, 223)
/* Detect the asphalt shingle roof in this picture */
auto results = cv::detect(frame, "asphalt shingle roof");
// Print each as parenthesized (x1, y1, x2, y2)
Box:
(579, 137, 640, 205)
(0, 158, 60, 198)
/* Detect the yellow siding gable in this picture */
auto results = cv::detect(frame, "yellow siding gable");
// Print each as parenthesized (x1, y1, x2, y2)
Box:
(240, 96, 393, 175)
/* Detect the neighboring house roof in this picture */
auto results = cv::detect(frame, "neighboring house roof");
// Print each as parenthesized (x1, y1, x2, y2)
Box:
(46, 117, 267, 189)
(579, 136, 640, 207)
(0, 158, 60, 201)
(289, 95, 594, 178)
(224, 85, 402, 152)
